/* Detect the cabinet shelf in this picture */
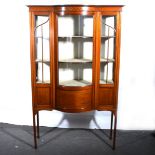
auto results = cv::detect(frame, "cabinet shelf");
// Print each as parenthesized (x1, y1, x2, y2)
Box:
(58, 35, 115, 44)
(36, 80, 50, 84)
(59, 80, 91, 87)
(100, 80, 113, 84)
(59, 58, 115, 63)
(35, 59, 50, 63)
(58, 36, 115, 38)
(35, 36, 49, 40)
(59, 58, 92, 63)
(101, 36, 115, 39)
(58, 36, 93, 38)
(58, 36, 93, 42)
(100, 58, 115, 63)
(58, 36, 115, 39)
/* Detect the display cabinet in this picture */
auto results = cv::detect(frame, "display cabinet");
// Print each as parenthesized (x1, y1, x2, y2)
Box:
(28, 5, 123, 149)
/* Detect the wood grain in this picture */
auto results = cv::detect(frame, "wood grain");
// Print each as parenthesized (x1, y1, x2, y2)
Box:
(28, 5, 123, 149)
(56, 88, 92, 112)
(28, 5, 122, 113)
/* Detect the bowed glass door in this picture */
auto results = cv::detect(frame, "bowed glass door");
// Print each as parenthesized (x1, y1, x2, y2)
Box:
(57, 15, 93, 87)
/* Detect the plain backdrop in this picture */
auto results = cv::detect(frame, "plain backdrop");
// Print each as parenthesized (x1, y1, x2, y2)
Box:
(0, 0, 155, 130)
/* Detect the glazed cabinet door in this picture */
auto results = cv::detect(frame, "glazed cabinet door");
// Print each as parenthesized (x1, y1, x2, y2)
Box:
(30, 11, 54, 111)
(96, 12, 120, 110)
(55, 9, 96, 112)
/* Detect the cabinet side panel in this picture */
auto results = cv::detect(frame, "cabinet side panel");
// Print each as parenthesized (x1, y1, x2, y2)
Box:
(96, 87, 116, 111)
(35, 87, 52, 107)
(98, 88, 114, 105)
(114, 12, 121, 110)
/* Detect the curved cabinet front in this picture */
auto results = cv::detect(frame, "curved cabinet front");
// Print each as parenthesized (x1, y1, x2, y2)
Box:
(56, 87, 92, 112)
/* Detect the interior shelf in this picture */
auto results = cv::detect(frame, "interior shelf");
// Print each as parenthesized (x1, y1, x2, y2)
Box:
(36, 59, 50, 63)
(100, 58, 115, 63)
(36, 80, 50, 84)
(59, 80, 91, 87)
(35, 36, 49, 40)
(100, 80, 113, 84)
(58, 35, 115, 38)
(101, 36, 115, 39)
(58, 36, 93, 38)
(59, 58, 92, 63)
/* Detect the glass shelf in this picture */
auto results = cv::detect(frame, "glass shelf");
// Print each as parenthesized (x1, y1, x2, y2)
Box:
(59, 80, 91, 87)
(59, 58, 92, 63)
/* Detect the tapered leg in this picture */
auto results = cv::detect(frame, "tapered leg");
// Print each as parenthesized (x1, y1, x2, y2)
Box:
(113, 113, 117, 150)
(37, 111, 40, 138)
(110, 112, 113, 139)
(33, 113, 37, 149)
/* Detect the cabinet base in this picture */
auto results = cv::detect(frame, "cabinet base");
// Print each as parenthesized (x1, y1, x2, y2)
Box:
(32, 110, 117, 149)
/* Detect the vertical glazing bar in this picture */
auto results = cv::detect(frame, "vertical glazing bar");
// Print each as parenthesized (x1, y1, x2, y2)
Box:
(41, 25, 44, 83)
(106, 27, 110, 83)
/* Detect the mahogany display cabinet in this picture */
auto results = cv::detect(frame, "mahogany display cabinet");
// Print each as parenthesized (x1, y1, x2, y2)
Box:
(28, 5, 123, 149)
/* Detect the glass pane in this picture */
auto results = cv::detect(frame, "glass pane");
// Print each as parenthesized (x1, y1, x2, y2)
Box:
(58, 15, 93, 87)
(36, 62, 50, 83)
(34, 15, 50, 83)
(100, 63, 114, 84)
(100, 16, 116, 84)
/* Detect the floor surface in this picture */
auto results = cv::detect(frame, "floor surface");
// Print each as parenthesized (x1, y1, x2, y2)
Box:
(0, 123, 155, 155)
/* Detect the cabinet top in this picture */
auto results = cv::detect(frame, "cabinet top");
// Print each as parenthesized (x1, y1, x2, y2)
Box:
(28, 5, 124, 13)
(26, 0, 125, 6)
(27, 5, 124, 7)
(28, 5, 123, 12)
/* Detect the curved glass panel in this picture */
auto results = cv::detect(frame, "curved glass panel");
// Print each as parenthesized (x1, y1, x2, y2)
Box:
(58, 15, 93, 87)
(100, 16, 116, 84)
